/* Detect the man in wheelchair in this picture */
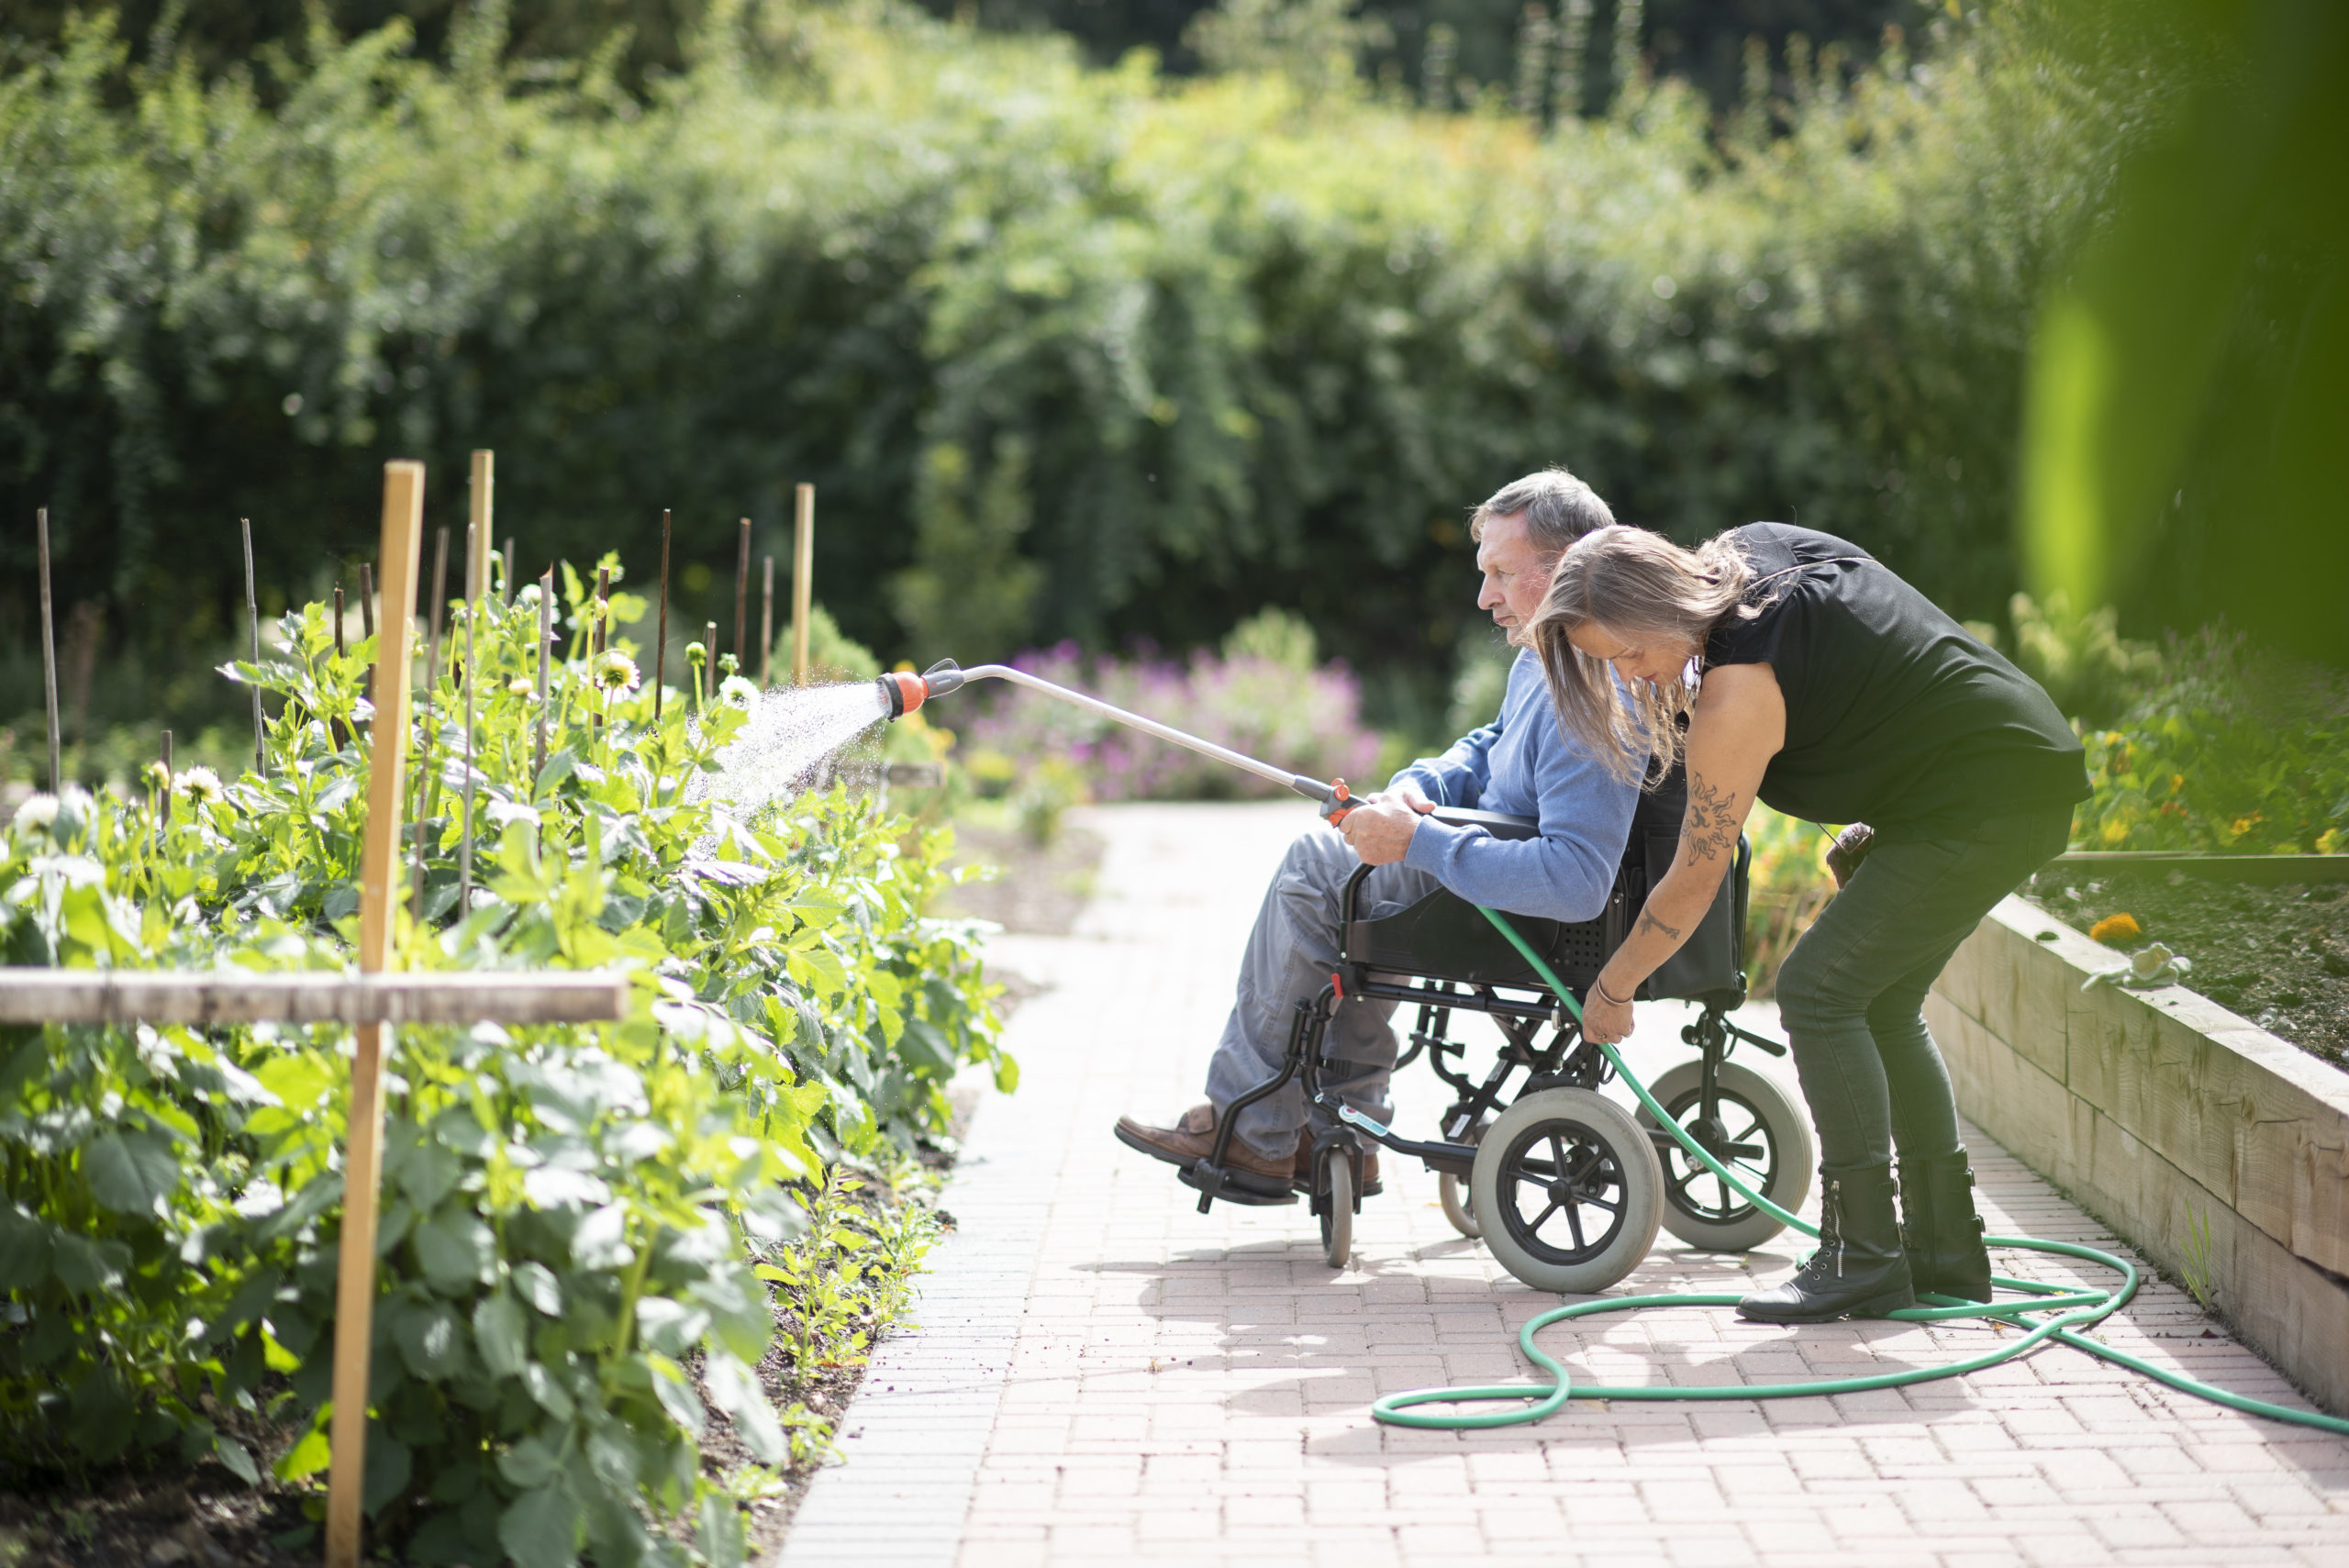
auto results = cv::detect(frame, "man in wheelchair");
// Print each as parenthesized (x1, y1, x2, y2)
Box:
(1113, 468, 1642, 1196)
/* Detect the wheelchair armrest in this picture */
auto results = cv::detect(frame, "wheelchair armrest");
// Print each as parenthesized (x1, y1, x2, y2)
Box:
(1423, 807, 1538, 840)
(1340, 810, 1538, 928)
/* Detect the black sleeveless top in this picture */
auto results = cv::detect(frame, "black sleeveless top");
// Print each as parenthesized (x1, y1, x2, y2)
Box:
(1701, 523, 2087, 833)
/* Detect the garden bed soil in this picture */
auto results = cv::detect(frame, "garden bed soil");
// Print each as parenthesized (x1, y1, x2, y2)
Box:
(2023, 866, 2349, 1068)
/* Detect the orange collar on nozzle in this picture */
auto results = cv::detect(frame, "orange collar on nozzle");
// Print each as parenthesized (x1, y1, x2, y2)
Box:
(880, 658, 967, 719)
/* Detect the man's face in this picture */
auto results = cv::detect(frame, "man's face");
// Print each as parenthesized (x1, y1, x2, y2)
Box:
(1475, 511, 1557, 648)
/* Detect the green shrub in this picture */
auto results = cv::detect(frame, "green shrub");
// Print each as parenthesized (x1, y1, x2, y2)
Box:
(2072, 626, 2349, 855)
(3, 4, 2160, 734)
(0, 565, 1007, 1562)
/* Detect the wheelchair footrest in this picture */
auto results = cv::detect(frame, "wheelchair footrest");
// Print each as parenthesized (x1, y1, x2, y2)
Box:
(1179, 1160, 1298, 1207)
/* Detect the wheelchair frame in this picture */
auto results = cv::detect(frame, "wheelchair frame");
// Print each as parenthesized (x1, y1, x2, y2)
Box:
(1177, 794, 1804, 1287)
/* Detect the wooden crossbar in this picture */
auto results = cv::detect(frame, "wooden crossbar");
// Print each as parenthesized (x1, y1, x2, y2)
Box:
(0, 970, 628, 1028)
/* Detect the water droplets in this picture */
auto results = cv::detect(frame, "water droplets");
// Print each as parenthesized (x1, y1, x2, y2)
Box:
(685, 681, 892, 817)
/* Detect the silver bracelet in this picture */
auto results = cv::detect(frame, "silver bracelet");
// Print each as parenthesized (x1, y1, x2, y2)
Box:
(1593, 977, 1632, 1007)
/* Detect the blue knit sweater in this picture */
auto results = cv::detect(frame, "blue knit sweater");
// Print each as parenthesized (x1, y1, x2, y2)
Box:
(1391, 650, 1640, 923)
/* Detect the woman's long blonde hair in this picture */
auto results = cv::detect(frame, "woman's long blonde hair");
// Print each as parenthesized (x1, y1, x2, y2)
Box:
(1529, 525, 1755, 783)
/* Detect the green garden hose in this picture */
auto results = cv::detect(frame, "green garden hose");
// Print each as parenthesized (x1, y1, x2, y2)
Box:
(1368, 906, 2349, 1437)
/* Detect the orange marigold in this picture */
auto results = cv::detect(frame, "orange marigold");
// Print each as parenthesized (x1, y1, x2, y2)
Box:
(2089, 912, 2143, 947)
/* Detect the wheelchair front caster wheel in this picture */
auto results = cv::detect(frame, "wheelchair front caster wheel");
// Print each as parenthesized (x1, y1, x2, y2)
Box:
(1634, 1060, 1813, 1252)
(1471, 1087, 1663, 1294)
(1314, 1145, 1354, 1267)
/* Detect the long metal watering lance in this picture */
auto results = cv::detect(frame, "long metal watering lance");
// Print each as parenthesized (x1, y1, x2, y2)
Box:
(881, 658, 1364, 819)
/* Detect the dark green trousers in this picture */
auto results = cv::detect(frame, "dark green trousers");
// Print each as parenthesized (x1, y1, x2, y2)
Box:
(1773, 807, 2072, 1169)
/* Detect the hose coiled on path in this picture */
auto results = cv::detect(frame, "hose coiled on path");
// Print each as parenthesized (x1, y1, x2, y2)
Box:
(1370, 907, 2349, 1437)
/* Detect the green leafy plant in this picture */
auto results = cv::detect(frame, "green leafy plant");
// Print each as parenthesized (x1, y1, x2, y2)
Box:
(2, 565, 1008, 1563)
(2070, 625, 2349, 854)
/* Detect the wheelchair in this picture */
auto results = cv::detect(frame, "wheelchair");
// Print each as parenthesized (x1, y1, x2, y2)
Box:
(1181, 772, 1816, 1293)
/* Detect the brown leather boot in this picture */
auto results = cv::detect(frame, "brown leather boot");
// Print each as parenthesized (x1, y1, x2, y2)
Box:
(1113, 1104, 1292, 1182)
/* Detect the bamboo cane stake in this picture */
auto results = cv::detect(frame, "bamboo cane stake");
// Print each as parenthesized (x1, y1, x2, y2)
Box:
(535, 568, 553, 778)
(459, 527, 478, 917)
(324, 461, 424, 1568)
(331, 584, 349, 751)
(654, 509, 672, 721)
(359, 563, 375, 721)
(466, 450, 495, 605)
(502, 537, 515, 606)
(590, 565, 609, 734)
(36, 508, 61, 793)
(409, 528, 448, 923)
(761, 555, 774, 689)
(734, 517, 751, 670)
(242, 518, 265, 778)
(791, 484, 814, 685)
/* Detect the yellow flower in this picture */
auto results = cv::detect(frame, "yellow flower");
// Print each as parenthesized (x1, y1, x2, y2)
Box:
(2089, 913, 2142, 947)
(2319, 828, 2343, 856)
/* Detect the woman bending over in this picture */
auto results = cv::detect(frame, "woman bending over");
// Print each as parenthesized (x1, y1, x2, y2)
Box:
(1532, 523, 2087, 1322)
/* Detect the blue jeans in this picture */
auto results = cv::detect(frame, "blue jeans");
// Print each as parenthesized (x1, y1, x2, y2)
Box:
(1774, 807, 2072, 1169)
(1203, 830, 1442, 1163)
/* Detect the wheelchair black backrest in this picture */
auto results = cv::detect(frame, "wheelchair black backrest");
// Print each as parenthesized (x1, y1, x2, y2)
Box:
(1338, 761, 1750, 1008)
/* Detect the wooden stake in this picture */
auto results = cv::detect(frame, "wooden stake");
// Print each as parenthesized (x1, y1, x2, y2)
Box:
(734, 517, 751, 669)
(331, 585, 349, 751)
(535, 569, 553, 778)
(325, 461, 424, 1568)
(791, 484, 814, 685)
(501, 536, 516, 606)
(466, 450, 494, 604)
(458, 530, 477, 917)
(410, 528, 448, 923)
(590, 566, 609, 734)
(36, 508, 61, 793)
(760, 555, 774, 689)
(358, 564, 375, 722)
(242, 518, 265, 778)
(654, 509, 672, 721)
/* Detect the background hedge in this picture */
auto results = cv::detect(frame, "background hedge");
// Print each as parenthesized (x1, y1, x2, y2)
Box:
(2, 2, 2160, 746)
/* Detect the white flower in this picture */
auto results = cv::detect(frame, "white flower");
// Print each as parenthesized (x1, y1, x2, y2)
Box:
(507, 675, 535, 696)
(592, 650, 641, 694)
(174, 766, 227, 806)
(516, 584, 542, 608)
(12, 793, 59, 834)
(718, 675, 760, 711)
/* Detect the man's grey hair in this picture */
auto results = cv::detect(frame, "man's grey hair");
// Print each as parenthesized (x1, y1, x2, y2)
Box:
(1469, 468, 1616, 556)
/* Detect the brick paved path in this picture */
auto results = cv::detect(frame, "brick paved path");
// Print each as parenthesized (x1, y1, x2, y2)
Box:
(779, 803, 2349, 1568)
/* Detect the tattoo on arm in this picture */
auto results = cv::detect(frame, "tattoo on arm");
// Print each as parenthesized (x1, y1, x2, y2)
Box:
(1683, 773, 1742, 864)
(1636, 907, 1684, 941)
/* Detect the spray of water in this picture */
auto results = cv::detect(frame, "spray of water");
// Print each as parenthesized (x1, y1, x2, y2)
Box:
(685, 682, 892, 817)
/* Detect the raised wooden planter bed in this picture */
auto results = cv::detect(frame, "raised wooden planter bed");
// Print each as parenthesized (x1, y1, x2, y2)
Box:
(1926, 895, 2349, 1415)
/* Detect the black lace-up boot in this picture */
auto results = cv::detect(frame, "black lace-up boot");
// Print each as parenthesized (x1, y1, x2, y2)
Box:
(1898, 1148, 1994, 1302)
(1738, 1162, 1915, 1323)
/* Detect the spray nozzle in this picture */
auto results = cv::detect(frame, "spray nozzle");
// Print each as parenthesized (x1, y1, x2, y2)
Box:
(878, 658, 969, 720)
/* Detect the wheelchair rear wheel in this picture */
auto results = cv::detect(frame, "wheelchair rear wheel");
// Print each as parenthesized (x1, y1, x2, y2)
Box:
(1316, 1146, 1354, 1268)
(1470, 1088, 1663, 1294)
(1438, 1120, 1486, 1238)
(1438, 1172, 1480, 1239)
(1634, 1061, 1813, 1252)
